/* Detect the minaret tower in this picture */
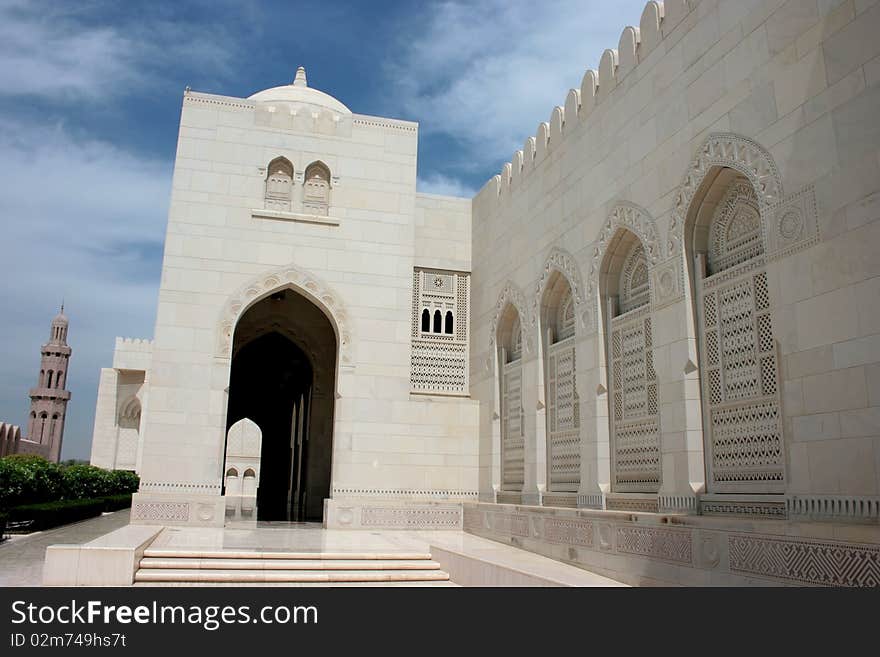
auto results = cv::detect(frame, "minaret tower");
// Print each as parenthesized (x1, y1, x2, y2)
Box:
(27, 305, 72, 462)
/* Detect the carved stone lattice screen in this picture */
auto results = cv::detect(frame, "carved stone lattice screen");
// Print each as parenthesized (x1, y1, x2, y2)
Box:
(609, 306, 661, 491)
(410, 269, 469, 394)
(547, 337, 579, 492)
(502, 358, 524, 492)
(697, 179, 785, 493)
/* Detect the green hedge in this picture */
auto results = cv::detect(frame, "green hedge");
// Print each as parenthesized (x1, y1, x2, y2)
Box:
(0, 455, 63, 509)
(8, 498, 105, 532)
(0, 456, 139, 513)
(102, 493, 133, 512)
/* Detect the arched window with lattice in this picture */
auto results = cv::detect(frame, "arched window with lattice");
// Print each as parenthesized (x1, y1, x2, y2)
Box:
(303, 161, 331, 216)
(600, 229, 660, 493)
(688, 171, 784, 493)
(540, 273, 580, 495)
(497, 307, 524, 496)
(265, 157, 294, 211)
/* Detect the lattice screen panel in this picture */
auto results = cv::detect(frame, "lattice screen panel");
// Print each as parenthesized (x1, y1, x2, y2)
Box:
(547, 339, 579, 492)
(410, 268, 470, 394)
(502, 362, 524, 491)
(609, 306, 661, 491)
(700, 260, 784, 492)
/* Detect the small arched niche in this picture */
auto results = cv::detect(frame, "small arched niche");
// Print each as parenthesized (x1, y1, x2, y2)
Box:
(265, 157, 294, 211)
(303, 161, 331, 216)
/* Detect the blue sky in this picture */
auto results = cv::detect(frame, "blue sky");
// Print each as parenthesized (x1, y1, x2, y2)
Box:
(0, 0, 646, 460)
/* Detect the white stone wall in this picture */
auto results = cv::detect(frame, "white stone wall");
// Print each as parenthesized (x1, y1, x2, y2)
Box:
(470, 0, 880, 520)
(127, 88, 478, 525)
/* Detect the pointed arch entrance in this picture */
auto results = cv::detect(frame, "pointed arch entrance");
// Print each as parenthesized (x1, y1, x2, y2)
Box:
(224, 288, 337, 522)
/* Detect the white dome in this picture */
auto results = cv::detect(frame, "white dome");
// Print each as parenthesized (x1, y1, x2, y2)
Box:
(248, 67, 351, 115)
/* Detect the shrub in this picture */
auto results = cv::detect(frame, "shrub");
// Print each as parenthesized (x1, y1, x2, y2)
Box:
(101, 493, 133, 512)
(9, 499, 104, 532)
(60, 464, 116, 500)
(108, 470, 140, 495)
(0, 455, 63, 510)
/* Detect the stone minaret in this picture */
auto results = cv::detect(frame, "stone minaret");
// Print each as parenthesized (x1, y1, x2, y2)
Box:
(27, 305, 72, 462)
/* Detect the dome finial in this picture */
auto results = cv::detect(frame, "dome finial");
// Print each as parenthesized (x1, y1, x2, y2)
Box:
(293, 66, 307, 88)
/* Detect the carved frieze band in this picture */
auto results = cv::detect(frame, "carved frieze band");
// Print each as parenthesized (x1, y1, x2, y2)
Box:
(360, 506, 461, 529)
(132, 502, 190, 522)
(729, 533, 880, 587)
(615, 526, 694, 564)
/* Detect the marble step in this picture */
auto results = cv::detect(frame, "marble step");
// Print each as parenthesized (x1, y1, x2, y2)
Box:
(139, 557, 442, 571)
(134, 568, 450, 583)
(135, 580, 460, 587)
(142, 549, 432, 561)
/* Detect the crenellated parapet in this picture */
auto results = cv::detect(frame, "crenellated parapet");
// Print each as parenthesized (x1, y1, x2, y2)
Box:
(113, 337, 154, 371)
(475, 0, 698, 212)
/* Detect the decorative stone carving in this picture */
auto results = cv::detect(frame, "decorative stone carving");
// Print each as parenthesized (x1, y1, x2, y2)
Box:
(728, 533, 880, 586)
(411, 269, 470, 394)
(132, 502, 190, 522)
(767, 185, 820, 260)
(489, 280, 533, 347)
(533, 247, 587, 331)
(587, 202, 661, 313)
(669, 133, 783, 259)
(616, 526, 693, 564)
(360, 506, 461, 529)
(216, 264, 352, 366)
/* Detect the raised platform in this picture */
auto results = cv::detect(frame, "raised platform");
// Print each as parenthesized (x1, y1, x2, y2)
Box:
(43, 522, 626, 587)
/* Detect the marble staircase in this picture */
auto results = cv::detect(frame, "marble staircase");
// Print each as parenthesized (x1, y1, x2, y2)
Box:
(134, 547, 455, 586)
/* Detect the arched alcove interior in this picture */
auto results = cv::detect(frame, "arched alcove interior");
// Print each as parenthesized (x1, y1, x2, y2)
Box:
(540, 272, 580, 493)
(496, 303, 524, 493)
(225, 288, 337, 521)
(685, 166, 785, 494)
(599, 227, 660, 493)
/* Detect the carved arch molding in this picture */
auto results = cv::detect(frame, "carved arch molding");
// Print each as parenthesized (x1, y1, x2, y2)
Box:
(657, 132, 818, 308)
(216, 264, 353, 366)
(533, 246, 588, 334)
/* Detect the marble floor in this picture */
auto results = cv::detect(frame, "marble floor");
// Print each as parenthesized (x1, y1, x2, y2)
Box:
(149, 524, 626, 586)
(0, 509, 131, 587)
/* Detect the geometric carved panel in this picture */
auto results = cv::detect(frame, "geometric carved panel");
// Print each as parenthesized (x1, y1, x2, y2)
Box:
(131, 502, 190, 522)
(360, 506, 461, 529)
(615, 526, 693, 564)
(729, 534, 880, 586)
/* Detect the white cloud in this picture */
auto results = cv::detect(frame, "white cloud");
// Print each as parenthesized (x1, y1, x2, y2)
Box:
(0, 120, 167, 459)
(388, 0, 647, 173)
(0, 1, 240, 101)
(417, 173, 476, 198)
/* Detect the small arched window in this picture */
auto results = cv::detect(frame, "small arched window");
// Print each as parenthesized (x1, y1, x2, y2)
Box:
(433, 309, 442, 333)
(56, 371, 64, 388)
(225, 468, 238, 478)
(243, 468, 256, 478)
(303, 161, 331, 216)
(421, 308, 430, 333)
(445, 311, 454, 334)
(46, 371, 53, 388)
(265, 157, 294, 211)
(40, 370, 45, 386)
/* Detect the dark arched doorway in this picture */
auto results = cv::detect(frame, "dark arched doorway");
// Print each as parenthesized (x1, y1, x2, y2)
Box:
(225, 289, 337, 522)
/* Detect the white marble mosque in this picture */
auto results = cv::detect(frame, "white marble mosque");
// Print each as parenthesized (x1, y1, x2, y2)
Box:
(73, 0, 880, 586)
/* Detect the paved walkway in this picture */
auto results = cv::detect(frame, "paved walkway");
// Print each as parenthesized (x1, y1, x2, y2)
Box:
(0, 509, 131, 586)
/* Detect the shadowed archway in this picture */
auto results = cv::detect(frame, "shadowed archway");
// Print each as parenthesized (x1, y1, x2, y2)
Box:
(225, 288, 337, 522)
